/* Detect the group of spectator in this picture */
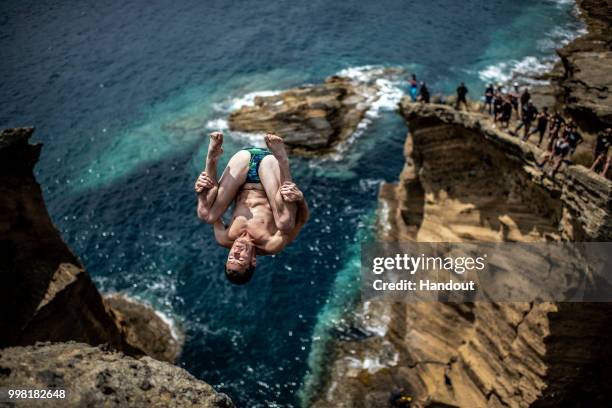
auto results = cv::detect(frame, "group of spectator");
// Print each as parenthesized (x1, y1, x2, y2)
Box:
(407, 75, 611, 179)
(408, 74, 430, 104)
(481, 82, 610, 178)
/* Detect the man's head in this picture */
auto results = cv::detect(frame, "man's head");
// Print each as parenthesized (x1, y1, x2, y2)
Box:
(225, 234, 256, 285)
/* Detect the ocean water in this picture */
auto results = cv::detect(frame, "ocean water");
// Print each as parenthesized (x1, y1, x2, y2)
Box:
(0, 0, 582, 406)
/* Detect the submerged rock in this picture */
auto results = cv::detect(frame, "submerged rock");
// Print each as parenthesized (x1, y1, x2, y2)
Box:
(228, 75, 380, 152)
(0, 342, 234, 408)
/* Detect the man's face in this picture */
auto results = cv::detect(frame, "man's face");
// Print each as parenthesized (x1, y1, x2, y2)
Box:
(226, 238, 254, 272)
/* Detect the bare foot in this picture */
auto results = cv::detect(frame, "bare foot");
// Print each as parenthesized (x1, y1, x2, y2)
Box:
(207, 131, 224, 161)
(264, 133, 288, 162)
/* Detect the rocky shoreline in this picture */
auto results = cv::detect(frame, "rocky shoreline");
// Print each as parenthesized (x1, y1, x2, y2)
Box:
(308, 1, 612, 406)
(0, 128, 232, 407)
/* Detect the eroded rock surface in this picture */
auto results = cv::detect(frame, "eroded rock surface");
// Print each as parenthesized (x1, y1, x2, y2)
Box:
(105, 294, 184, 363)
(554, 0, 612, 131)
(0, 128, 184, 361)
(0, 342, 233, 408)
(0, 128, 136, 353)
(228, 75, 378, 152)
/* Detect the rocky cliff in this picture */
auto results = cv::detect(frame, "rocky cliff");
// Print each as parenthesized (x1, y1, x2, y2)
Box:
(0, 128, 232, 407)
(0, 342, 233, 408)
(553, 0, 612, 132)
(309, 101, 612, 408)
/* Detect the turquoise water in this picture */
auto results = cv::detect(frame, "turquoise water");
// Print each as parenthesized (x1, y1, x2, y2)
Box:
(0, 0, 582, 406)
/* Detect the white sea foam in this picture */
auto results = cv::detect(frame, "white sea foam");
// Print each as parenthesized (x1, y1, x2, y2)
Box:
(205, 90, 282, 143)
(325, 65, 405, 161)
(358, 300, 392, 337)
(205, 118, 229, 131)
(343, 338, 400, 374)
(215, 90, 282, 112)
(154, 308, 182, 343)
(478, 11, 586, 88)
(478, 56, 556, 86)
(106, 293, 183, 343)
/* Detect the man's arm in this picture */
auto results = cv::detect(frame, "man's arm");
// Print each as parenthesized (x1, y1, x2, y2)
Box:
(213, 220, 233, 248)
(286, 197, 309, 241)
(195, 172, 219, 224)
(195, 131, 225, 224)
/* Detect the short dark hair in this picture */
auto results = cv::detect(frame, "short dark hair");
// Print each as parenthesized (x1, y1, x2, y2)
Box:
(225, 265, 255, 285)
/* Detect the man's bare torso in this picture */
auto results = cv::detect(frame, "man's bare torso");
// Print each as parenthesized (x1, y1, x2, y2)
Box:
(227, 183, 280, 249)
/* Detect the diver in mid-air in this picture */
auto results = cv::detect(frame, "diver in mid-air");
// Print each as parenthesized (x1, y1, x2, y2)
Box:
(195, 132, 309, 285)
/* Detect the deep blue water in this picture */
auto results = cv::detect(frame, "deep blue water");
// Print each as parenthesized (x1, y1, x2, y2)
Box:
(0, 1, 582, 406)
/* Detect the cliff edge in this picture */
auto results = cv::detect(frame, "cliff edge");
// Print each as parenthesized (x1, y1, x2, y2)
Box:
(0, 342, 233, 408)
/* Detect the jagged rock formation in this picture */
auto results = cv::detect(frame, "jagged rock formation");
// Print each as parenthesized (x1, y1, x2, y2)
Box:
(105, 294, 184, 364)
(228, 75, 379, 152)
(391, 102, 611, 243)
(0, 342, 233, 408)
(310, 102, 612, 408)
(0, 128, 230, 406)
(0, 127, 136, 353)
(553, 0, 612, 131)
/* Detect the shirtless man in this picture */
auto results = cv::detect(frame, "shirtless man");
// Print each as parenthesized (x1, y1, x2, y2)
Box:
(194, 131, 309, 285)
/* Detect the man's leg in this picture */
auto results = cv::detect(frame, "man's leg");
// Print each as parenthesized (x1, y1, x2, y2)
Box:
(199, 132, 224, 206)
(591, 153, 604, 171)
(537, 128, 545, 147)
(522, 123, 531, 141)
(602, 156, 611, 176)
(206, 150, 251, 222)
(259, 134, 297, 231)
(197, 132, 250, 223)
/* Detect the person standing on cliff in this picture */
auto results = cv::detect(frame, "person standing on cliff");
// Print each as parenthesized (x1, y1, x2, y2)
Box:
(526, 106, 549, 147)
(510, 82, 520, 118)
(455, 82, 469, 111)
(591, 128, 611, 177)
(514, 101, 537, 139)
(408, 74, 418, 102)
(520, 88, 531, 114)
(547, 111, 565, 151)
(564, 121, 584, 158)
(492, 88, 504, 126)
(194, 131, 309, 285)
(538, 133, 571, 177)
(498, 95, 513, 129)
(482, 83, 494, 115)
(418, 82, 430, 103)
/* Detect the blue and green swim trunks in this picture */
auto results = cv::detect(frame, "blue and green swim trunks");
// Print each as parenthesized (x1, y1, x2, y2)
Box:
(243, 147, 272, 183)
